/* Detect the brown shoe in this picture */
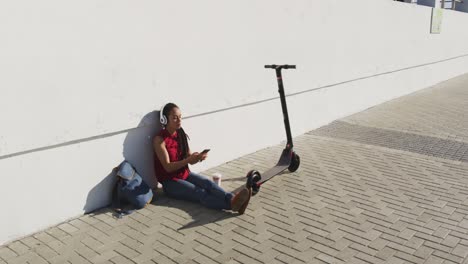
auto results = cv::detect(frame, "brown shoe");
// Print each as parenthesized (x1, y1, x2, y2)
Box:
(237, 188, 251, 215)
(231, 188, 250, 212)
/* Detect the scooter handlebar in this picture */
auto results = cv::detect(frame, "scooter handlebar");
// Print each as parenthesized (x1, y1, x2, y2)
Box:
(265, 64, 296, 70)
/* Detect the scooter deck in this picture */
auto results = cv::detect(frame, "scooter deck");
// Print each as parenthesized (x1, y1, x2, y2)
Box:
(257, 148, 292, 186)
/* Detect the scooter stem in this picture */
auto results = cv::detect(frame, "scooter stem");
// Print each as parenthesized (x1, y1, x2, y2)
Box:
(265, 64, 296, 149)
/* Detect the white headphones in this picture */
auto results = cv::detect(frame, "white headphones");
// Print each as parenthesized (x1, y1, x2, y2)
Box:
(160, 104, 167, 125)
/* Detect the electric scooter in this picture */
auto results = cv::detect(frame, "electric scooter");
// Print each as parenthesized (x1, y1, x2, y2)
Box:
(246, 65, 300, 196)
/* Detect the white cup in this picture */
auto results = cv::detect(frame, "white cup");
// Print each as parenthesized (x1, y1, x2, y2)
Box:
(212, 172, 222, 186)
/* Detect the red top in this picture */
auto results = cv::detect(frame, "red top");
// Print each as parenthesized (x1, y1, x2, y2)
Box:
(153, 129, 190, 183)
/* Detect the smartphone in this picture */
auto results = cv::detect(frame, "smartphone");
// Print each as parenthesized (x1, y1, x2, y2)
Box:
(201, 149, 210, 154)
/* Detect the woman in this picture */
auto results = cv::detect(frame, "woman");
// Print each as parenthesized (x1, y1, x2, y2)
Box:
(153, 103, 250, 213)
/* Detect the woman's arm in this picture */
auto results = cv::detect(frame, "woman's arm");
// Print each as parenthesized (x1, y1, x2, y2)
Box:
(153, 136, 199, 172)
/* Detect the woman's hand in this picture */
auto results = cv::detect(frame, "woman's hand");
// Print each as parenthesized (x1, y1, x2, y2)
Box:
(199, 152, 208, 162)
(187, 152, 208, 165)
(187, 152, 201, 165)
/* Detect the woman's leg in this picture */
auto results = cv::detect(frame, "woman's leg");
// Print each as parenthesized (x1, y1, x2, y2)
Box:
(162, 178, 232, 210)
(186, 172, 233, 207)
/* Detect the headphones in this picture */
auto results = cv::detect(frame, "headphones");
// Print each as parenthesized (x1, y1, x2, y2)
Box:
(160, 104, 168, 125)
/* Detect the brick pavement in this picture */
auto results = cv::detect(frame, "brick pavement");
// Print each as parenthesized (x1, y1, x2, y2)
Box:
(1, 73, 468, 263)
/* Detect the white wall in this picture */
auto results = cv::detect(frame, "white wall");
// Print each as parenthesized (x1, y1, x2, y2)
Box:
(2, 0, 468, 245)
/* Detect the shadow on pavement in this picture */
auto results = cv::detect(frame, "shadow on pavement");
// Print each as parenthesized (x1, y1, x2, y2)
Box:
(153, 193, 239, 231)
(85, 109, 241, 228)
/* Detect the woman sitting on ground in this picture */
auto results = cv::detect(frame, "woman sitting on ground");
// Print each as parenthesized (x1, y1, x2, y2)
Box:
(153, 103, 250, 213)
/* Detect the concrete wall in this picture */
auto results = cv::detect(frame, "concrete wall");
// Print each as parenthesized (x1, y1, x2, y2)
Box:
(2, 0, 468, 245)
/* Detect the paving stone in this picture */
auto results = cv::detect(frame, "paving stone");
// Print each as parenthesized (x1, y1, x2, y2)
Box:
(0, 247, 18, 261)
(414, 246, 434, 260)
(441, 235, 461, 248)
(354, 252, 383, 264)
(58, 223, 80, 234)
(405, 236, 425, 251)
(35, 245, 59, 260)
(348, 243, 377, 257)
(432, 250, 464, 263)
(7, 252, 38, 264)
(451, 244, 468, 258)
(152, 254, 178, 264)
(6, 241, 30, 256)
(423, 256, 445, 264)
(315, 253, 343, 264)
(27, 254, 49, 264)
(89, 250, 120, 263)
(432, 227, 451, 239)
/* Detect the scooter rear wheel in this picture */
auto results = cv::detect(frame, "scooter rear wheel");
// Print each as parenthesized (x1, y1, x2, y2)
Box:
(288, 152, 300, 172)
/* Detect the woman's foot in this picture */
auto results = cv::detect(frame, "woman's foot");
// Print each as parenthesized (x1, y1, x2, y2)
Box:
(237, 188, 251, 215)
(231, 188, 250, 212)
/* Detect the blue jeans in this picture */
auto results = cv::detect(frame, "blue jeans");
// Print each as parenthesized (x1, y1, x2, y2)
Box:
(162, 172, 233, 210)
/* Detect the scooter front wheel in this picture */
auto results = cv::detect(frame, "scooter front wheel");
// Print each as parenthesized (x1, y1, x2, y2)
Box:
(246, 170, 262, 196)
(252, 174, 261, 196)
(288, 152, 300, 172)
